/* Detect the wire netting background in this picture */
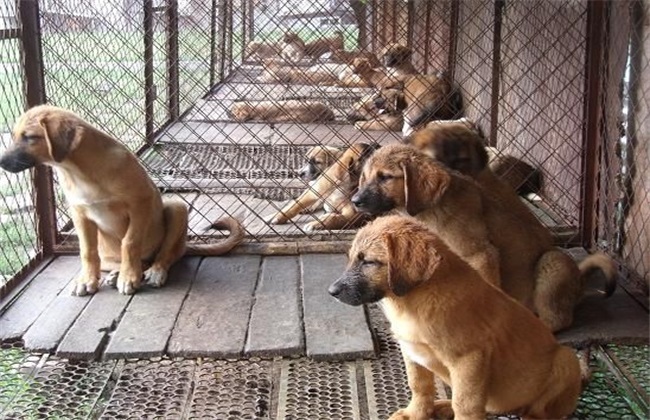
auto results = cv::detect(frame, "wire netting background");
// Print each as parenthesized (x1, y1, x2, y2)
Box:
(0, 7, 39, 293)
(0, 0, 648, 292)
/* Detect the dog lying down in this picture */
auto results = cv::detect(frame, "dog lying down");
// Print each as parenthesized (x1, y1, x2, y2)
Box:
(229, 100, 335, 123)
(329, 215, 582, 419)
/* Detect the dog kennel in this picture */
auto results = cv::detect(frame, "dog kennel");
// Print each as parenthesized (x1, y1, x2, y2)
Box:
(0, 0, 647, 418)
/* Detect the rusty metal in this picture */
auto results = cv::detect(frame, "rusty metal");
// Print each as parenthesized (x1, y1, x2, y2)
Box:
(143, 0, 155, 144)
(447, 0, 459, 82)
(488, 0, 504, 148)
(581, 0, 607, 249)
(167, 0, 180, 121)
(210, 0, 219, 86)
(19, 0, 56, 259)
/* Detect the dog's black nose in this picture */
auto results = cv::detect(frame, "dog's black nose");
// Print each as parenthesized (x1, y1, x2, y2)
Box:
(373, 97, 386, 109)
(328, 280, 343, 297)
(351, 193, 365, 209)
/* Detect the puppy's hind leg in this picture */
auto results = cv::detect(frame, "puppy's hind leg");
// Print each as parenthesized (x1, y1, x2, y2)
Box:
(144, 199, 188, 288)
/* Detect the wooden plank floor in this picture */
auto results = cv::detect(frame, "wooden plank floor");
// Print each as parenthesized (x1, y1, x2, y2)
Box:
(0, 249, 647, 362)
(0, 254, 376, 361)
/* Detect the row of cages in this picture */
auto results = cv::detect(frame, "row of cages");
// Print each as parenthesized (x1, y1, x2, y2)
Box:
(0, 0, 647, 297)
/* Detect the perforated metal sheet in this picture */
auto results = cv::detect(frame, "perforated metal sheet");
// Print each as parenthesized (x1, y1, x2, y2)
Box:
(187, 358, 272, 419)
(0, 341, 114, 419)
(276, 358, 360, 420)
(141, 144, 312, 181)
(100, 358, 196, 419)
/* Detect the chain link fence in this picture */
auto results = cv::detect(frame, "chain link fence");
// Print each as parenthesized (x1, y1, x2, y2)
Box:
(0, 0, 648, 293)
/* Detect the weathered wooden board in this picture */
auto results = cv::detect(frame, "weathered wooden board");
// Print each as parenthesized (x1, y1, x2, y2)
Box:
(167, 255, 261, 357)
(103, 257, 201, 359)
(57, 289, 132, 360)
(301, 254, 375, 360)
(245, 256, 303, 356)
(0, 257, 81, 341)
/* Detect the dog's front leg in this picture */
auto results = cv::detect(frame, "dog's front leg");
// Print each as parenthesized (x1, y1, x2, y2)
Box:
(389, 353, 444, 420)
(116, 215, 147, 295)
(71, 210, 101, 296)
(448, 352, 489, 420)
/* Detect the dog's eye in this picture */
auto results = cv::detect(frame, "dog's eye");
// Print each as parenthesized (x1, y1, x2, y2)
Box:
(21, 134, 40, 144)
(376, 172, 394, 182)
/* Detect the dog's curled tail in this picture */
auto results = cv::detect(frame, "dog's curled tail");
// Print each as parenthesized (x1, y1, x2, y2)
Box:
(579, 251, 617, 298)
(186, 217, 245, 255)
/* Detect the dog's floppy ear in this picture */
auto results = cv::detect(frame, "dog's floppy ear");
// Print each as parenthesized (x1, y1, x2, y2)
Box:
(402, 159, 451, 216)
(385, 230, 442, 296)
(39, 116, 79, 162)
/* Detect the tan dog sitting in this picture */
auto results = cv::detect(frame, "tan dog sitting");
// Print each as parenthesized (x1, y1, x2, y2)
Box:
(352, 144, 616, 332)
(412, 120, 542, 196)
(229, 100, 335, 123)
(0, 105, 244, 295)
(266, 143, 379, 231)
(329, 214, 583, 419)
(405, 121, 543, 231)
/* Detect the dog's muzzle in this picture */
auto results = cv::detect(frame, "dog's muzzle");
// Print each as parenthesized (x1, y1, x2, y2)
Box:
(298, 164, 319, 181)
(351, 187, 395, 215)
(0, 149, 38, 173)
(328, 273, 383, 306)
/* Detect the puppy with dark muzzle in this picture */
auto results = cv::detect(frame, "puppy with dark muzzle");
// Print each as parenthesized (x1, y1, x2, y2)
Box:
(329, 214, 583, 420)
(380, 43, 418, 78)
(351, 144, 616, 332)
(298, 145, 343, 181)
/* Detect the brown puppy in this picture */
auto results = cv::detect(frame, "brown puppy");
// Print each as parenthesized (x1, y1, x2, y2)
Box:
(230, 99, 335, 123)
(380, 43, 418, 78)
(303, 31, 345, 60)
(281, 32, 306, 62)
(266, 143, 379, 231)
(351, 58, 399, 88)
(405, 122, 543, 229)
(0, 105, 244, 295)
(401, 74, 464, 136)
(347, 88, 405, 132)
(329, 215, 582, 419)
(489, 154, 542, 196)
(416, 120, 542, 196)
(331, 48, 381, 68)
(298, 145, 343, 181)
(245, 40, 282, 61)
(352, 144, 616, 331)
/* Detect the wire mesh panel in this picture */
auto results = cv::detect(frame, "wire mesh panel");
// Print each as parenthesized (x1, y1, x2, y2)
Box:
(596, 0, 650, 295)
(0, 0, 643, 292)
(0, 7, 39, 295)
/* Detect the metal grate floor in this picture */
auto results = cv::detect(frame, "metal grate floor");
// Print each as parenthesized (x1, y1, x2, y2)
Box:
(1, 308, 648, 419)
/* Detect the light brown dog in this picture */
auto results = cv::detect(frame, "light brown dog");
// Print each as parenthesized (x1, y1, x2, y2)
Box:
(329, 214, 583, 419)
(347, 88, 405, 132)
(405, 122, 542, 229)
(351, 57, 400, 89)
(298, 145, 343, 181)
(281, 32, 306, 62)
(352, 144, 616, 331)
(257, 59, 343, 85)
(303, 31, 345, 60)
(266, 143, 379, 231)
(229, 99, 335, 123)
(401, 74, 464, 136)
(0, 105, 244, 295)
(331, 48, 381, 68)
(416, 119, 542, 196)
(380, 43, 418, 78)
(245, 40, 282, 61)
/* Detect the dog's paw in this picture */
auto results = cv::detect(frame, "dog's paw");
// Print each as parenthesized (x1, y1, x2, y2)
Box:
(143, 267, 168, 288)
(303, 221, 323, 232)
(116, 273, 142, 295)
(72, 280, 98, 296)
(388, 409, 411, 420)
(104, 270, 119, 288)
(264, 213, 287, 225)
